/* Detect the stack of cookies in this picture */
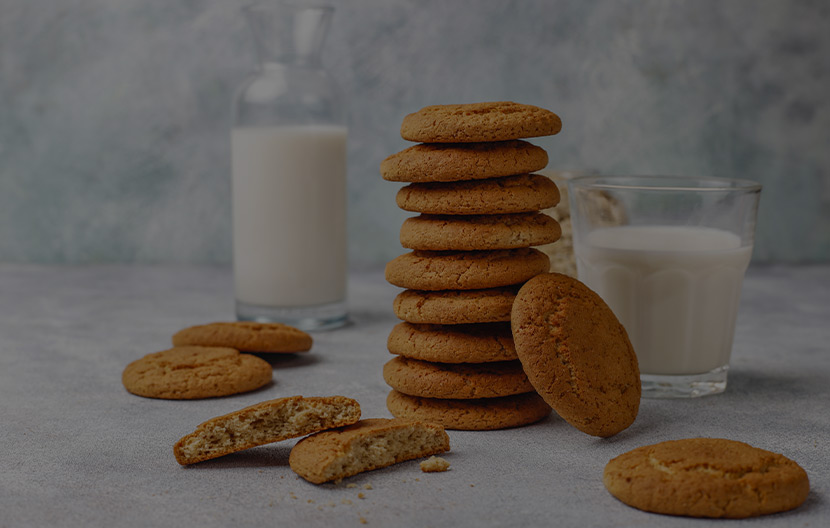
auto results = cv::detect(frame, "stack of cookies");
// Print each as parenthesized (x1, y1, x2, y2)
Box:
(381, 102, 563, 430)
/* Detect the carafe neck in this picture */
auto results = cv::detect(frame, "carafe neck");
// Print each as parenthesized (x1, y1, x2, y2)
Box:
(244, 3, 333, 68)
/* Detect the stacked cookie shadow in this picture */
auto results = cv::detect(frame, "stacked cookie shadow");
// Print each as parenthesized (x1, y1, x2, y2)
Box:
(381, 102, 564, 430)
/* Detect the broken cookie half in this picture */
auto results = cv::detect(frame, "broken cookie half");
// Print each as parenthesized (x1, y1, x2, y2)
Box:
(289, 418, 450, 484)
(174, 395, 361, 465)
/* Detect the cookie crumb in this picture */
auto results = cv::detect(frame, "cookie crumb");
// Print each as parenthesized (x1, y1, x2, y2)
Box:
(307, 499, 315, 504)
(358, 493, 366, 499)
(359, 517, 368, 524)
(346, 483, 358, 489)
(363, 484, 373, 490)
(420, 455, 450, 473)
(341, 499, 352, 505)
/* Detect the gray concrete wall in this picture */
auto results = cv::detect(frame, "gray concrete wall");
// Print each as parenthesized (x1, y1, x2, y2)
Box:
(1, 0, 828, 265)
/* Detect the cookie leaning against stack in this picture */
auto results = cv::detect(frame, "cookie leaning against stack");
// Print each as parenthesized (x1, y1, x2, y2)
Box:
(381, 102, 564, 430)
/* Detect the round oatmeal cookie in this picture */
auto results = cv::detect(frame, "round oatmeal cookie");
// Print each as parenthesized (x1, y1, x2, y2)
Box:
(387, 390, 552, 431)
(400, 101, 562, 143)
(122, 346, 272, 400)
(385, 249, 549, 291)
(380, 141, 548, 183)
(399, 212, 561, 251)
(511, 273, 641, 437)
(396, 173, 560, 215)
(393, 286, 518, 325)
(387, 322, 517, 363)
(603, 438, 810, 518)
(382, 356, 533, 399)
(172, 321, 312, 353)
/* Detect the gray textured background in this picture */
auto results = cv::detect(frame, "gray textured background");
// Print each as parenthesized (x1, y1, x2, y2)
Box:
(1, 0, 828, 266)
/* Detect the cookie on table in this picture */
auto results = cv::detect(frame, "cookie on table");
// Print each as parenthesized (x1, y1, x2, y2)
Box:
(381, 141, 548, 183)
(396, 173, 560, 215)
(383, 356, 533, 399)
(387, 322, 517, 363)
(387, 390, 551, 431)
(400, 101, 562, 143)
(393, 286, 518, 325)
(172, 321, 312, 353)
(174, 395, 361, 465)
(603, 438, 810, 518)
(122, 346, 272, 400)
(511, 273, 641, 437)
(400, 213, 561, 251)
(385, 249, 549, 291)
(289, 418, 450, 484)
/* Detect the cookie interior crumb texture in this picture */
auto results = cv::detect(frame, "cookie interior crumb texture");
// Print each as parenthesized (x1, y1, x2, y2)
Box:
(173, 395, 361, 465)
(289, 418, 450, 484)
(420, 455, 451, 473)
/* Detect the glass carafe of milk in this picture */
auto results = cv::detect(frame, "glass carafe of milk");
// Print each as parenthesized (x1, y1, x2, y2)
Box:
(232, 2, 347, 330)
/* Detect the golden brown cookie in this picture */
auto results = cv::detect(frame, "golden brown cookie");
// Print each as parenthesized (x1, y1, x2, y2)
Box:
(400, 213, 561, 251)
(381, 141, 548, 183)
(400, 102, 562, 143)
(511, 273, 641, 437)
(385, 249, 549, 291)
(172, 321, 312, 353)
(393, 286, 518, 325)
(396, 173, 560, 215)
(603, 438, 810, 518)
(387, 322, 517, 363)
(387, 390, 551, 431)
(383, 356, 533, 399)
(122, 346, 272, 400)
(173, 396, 361, 465)
(289, 418, 450, 484)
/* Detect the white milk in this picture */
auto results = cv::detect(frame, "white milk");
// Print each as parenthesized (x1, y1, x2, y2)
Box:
(575, 226, 752, 375)
(231, 125, 347, 307)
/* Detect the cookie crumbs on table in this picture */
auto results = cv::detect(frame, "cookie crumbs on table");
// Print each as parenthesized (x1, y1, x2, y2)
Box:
(420, 456, 450, 472)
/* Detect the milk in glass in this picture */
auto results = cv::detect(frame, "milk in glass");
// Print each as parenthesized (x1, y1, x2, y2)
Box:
(575, 225, 752, 375)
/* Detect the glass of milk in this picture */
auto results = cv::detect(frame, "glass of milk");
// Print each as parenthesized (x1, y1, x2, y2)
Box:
(232, 2, 347, 330)
(569, 176, 762, 398)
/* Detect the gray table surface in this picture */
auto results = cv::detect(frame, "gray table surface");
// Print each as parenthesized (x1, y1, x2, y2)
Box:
(1, 264, 828, 528)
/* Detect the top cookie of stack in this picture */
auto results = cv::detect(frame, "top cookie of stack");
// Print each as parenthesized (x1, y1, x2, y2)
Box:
(381, 102, 563, 431)
(383, 102, 563, 252)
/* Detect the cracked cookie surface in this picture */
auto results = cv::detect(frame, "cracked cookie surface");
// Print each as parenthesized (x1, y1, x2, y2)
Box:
(381, 141, 548, 183)
(122, 346, 272, 399)
(399, 102, 562, 143)
(172, 321, 312, 353)
(603, 438, 810, 518)
(385, 249, 549, 291)
(382, 356, 533, 399)
(387, 322, 517, 363)
(396, 173, 559, 214)
(511, 273, 640, 437)
(393, 286, 519, 325)
(387, 390, 551, 431)
(400, 212, 561, 251)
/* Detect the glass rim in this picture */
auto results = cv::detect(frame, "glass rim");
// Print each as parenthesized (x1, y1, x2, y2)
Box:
(568, 175, 762, 193)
